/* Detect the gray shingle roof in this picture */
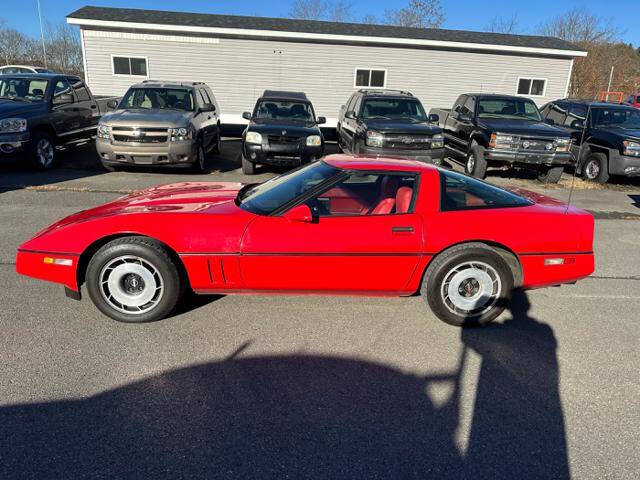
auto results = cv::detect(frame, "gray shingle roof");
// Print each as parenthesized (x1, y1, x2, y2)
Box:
(68, 5, 584, 53)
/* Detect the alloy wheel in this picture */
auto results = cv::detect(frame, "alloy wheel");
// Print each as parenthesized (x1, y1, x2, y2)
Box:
(440, 261, 502, 316)
(37, 138, 54, 168)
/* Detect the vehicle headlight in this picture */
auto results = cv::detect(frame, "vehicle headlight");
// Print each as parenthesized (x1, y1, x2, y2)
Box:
(0, 118, 27, 133)
(554, 138, 571, 152)
(623, 140, 640, 157)
(245, 131, 262, 144)
(96, 124, 110, 139)
(366, 131, 384, 148)
(431, 134, 444, 149)
(306, 135, 321, 147)
(170, 127, 192, 142)
(489, 133, 516, 149)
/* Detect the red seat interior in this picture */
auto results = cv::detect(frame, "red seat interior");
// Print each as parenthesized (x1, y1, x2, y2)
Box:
(395, 187, 413, 213)
(368, 176, 399, 214)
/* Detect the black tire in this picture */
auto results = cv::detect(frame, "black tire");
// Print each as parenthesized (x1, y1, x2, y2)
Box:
(582, 153, 609, 183)
(465, 145, 488, 179)
(537, 165, 564, 184)
(241, 153, 256, 175)
(193, 140, 207, 173)
(86, 236, 183, 323)
(101, 161, 116, 172)
(421, 243, 514, 327)
(211, 126, 222, 155)
(29, 131, 57, 169)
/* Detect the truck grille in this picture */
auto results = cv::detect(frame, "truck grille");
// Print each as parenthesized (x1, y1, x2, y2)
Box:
(111, 126, 169, 144)
(268, 135, 300, 145)
(518, 138, 554, 152)
(384, 134, 433, 150)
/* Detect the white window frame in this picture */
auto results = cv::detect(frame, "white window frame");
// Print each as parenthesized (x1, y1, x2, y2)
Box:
(353, 68, 387, 89)
(111, 55, 149, 78)
(515, 77, 547, 98)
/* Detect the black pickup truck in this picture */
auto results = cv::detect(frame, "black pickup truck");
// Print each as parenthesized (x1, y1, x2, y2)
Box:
(540, 99, 640, 183)
(430, 94, 572, 183)
(337, 89, 444, 164)
(0, 73, 117, 168)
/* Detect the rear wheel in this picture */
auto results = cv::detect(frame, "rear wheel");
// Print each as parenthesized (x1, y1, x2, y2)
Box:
(241, 153, 256, 175)
(465, 146, 488, 179)
(193, 141, 207, 173)
(582, 153, 609, 183)
(421, 243, 513, 327)
(29, 131, 57, 169)
(537, 165, 564, 184)
(212, 127, 222, 155)
(86, 237, 183, 323)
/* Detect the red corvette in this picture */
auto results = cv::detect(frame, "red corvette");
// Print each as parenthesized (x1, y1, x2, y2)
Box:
(16, 155, 594, 326)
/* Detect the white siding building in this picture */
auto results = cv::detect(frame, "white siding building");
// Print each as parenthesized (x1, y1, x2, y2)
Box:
(67, 6, 587, 128)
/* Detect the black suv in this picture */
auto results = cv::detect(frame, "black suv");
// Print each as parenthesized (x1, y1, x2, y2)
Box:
(337, 89, 443, 164)
(540, 99, 640, 183)
(240, 90, 325, 174)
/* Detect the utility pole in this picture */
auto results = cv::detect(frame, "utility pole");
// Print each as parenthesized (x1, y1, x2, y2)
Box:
(606, 65, 614, 101)
(37, 0, 47, 69)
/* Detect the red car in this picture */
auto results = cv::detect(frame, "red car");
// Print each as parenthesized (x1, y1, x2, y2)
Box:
(16, 155, 594, 327)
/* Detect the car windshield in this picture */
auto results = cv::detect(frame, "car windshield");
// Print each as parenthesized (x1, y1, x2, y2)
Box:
(254, 100, 314, 121)
(119, 88, 195, 111)
(237, 161, 340, 215)
(0, 78, 49, 102)
(361, 99, 427, 121)
(477, 98, 541, 121)
(591, 107, 640, 129)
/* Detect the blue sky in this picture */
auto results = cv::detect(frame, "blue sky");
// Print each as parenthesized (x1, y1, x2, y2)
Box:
(6, 0, 640, 46)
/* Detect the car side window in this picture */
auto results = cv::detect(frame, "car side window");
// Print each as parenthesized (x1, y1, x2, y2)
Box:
(565, 104, 587, 127)
(539, 104, 551, 118)
(305, 173, 417, 217)
(69, 78, 90, 102)
(353, 96, 363, 117)
(452, 95, 467, 114)
(546, 102, 567, 125)
(345, 95, 356, 113)
(52, 79, 74, 102)
(460, 96, 475, 117)
(195, 89, 207, 108)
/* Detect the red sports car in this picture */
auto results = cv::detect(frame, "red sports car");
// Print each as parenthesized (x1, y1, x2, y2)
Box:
(16, 155, 594, 326)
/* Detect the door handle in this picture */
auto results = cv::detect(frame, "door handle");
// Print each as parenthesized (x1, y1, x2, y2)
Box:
(392, 226, 414, 233)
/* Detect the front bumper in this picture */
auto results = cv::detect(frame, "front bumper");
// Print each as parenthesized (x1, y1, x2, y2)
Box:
(608, 150, 640, 176)
(0, 132, 30, 156)
(16, 249, 80, 292)
(359, 146, 445, 164)
(485, 149, 571, 166)
(96, 138, 198, 166)
(243, 141, 323, 166)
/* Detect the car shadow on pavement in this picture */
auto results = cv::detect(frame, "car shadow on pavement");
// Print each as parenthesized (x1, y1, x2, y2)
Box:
(0, 290, 569, 479)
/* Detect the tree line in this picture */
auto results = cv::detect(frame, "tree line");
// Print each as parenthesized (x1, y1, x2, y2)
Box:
(1, 1, 638, 99)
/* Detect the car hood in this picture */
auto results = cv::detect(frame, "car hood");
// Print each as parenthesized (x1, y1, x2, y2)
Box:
(101, 109, 193, 127)
(248, 119, 320, 136)
(362, 119, 441, 135)
(0, 100, 45, 118)
(30, 182, 245, 239)
(596, 127, 640, 141)
(478, 118, 569, 138)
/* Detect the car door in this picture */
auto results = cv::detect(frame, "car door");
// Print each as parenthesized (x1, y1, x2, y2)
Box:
(203, 86, 221, 148)
(50, 78, 83, 141)
(69, 77, 98, 136)
(240, 172, 423, 293)
(340, 94, 359, 152)
(199, 88, 218, 150)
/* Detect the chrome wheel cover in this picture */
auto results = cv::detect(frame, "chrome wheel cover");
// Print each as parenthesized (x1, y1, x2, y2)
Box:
(441, 261, 501, 316)
(99, 255, 164, 315)
(37, 138, 54, 167)
(585, 159, 599, 179)
(467, 154, 475, 174)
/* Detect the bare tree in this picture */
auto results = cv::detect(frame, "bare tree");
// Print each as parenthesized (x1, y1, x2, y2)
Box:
(289, 0, 353, 22)
(45, 21, 83, 75)
(0, 27, 29, 65)
(385, 0, 444, 29)
(485, 14, 519, 34)
(538, 8, 619, 44)
(327, 1, 352, 22)
(360, 14, 379, 25)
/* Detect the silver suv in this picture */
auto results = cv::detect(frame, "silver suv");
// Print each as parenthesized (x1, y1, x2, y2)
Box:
(96, 80, 220, 171)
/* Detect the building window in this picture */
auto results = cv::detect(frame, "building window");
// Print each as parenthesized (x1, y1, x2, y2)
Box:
(112, 56, 148, 76)
(517, 78, 546, 96)
(355, 69, 386, 88)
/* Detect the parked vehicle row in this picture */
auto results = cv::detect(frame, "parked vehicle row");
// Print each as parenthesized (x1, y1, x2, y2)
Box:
(0, 73, 118, 168)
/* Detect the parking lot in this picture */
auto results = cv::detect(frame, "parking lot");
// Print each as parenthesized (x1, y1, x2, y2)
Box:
(1, 142, 639, 479)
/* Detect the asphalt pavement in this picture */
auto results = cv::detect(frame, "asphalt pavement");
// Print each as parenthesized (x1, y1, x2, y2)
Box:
(0, 141, 639, 479)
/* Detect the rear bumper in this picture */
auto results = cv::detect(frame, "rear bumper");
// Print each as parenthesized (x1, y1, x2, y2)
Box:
(359, 146, 445, 164)
(243, 141, 323, 166)
(96, 138, 198, 166)
(608, 151, 640, 176)
(16, 249, 80, 291)
(520, 252, 594, 289)
(485, 149, 571, 166)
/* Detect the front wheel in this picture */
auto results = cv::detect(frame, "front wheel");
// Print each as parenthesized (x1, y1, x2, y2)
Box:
(582, 153, 609, 183)
(193, 141, 207, 173)
(86, 237, 183, 323)
(421, 243, 513, 327)
(465, 146, 488, 179)
(241, 153, 256, 174)
(537, 165, 564, 184)
(29, 131, 57, 169)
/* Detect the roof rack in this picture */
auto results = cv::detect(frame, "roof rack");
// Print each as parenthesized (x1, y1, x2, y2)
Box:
(358, 89, 413, 96)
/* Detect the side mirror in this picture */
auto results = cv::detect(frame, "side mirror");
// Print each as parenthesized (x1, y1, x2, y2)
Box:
(428, 113, 439, 123)
(316, 116, 326, 125)
(283, 204, 313, 223)
(106, 99, 118, 110)
(52, 93, 74, 106)
(570, 119, 584, 129)
(345, 110, 356, 120)
(201, 103, 215, 113)
(242, 111, 252, 121)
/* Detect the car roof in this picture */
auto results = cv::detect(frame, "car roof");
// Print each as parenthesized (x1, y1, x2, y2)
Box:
(554, 98, 637, 109)
(323, 154, 437, 173)
(358, 89, 414, 98)
(260, 90, 308, 102)
(130, 80, 204, 88)
(0, 73, 76, 80)
(468, 93, 535, 101)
